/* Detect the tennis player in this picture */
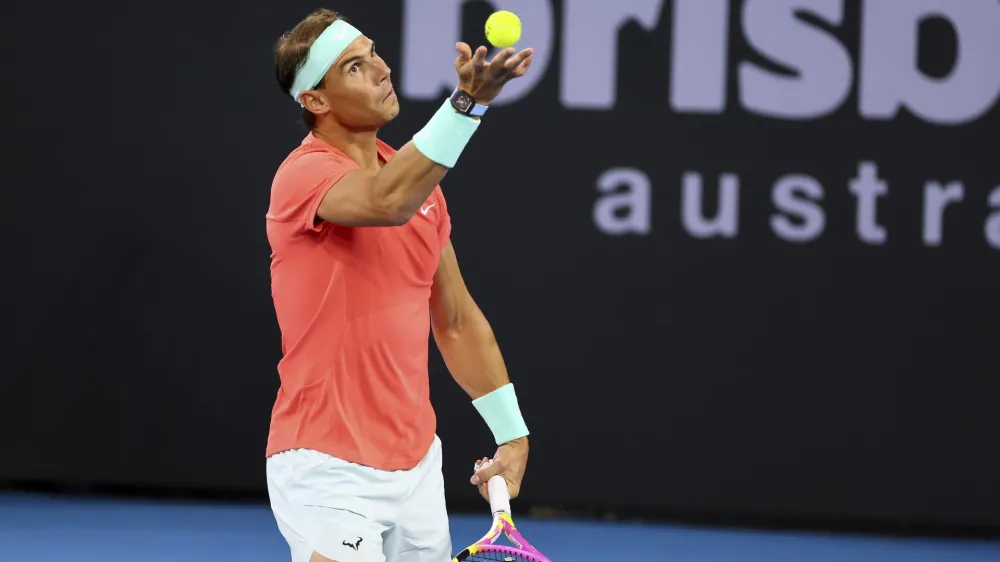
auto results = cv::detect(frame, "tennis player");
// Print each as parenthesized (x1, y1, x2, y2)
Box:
(264, 9, 535, 562)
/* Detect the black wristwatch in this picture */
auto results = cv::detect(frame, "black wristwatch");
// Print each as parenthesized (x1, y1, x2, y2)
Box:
(450, 88, 489, 117)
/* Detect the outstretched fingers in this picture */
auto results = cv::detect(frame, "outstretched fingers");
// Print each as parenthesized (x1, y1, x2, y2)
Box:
(505, 48, 534, 69)
(454, 42, 472, 68)
(505, 48, 534, 78)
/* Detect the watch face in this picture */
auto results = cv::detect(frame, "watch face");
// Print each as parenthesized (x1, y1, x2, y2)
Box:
(453, 92, 473, 112)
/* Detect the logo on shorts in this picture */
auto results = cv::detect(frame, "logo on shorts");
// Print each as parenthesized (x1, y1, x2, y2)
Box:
(343, 537, 363, 550)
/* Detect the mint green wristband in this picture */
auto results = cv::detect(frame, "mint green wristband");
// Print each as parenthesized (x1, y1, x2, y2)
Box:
(412, 98, 481, 168)
(472, 383, 529, 445)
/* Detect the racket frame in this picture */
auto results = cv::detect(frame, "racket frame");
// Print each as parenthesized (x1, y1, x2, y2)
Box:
(451, 474, 552, 562)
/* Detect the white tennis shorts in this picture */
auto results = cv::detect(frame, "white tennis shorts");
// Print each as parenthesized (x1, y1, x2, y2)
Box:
(265, 435, 451, 562)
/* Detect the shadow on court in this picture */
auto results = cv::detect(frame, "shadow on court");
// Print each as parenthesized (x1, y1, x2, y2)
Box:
(1, 492, 997, 561)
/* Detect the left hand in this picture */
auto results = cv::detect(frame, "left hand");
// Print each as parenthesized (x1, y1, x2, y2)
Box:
(470, 436, 529, 502)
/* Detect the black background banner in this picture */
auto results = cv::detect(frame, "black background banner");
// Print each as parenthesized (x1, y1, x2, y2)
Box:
(5, 0, 999, 531)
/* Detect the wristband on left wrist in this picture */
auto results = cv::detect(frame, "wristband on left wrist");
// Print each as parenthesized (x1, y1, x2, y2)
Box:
(472, 383, 529, 445)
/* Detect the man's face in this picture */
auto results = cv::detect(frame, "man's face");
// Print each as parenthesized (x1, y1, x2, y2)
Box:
(308, 35, 399, 129)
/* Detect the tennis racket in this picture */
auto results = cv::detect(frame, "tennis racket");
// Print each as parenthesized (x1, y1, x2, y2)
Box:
(452, 469, 552, 562)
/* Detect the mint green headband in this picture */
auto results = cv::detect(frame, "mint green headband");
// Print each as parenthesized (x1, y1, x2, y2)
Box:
(290, 19, 363, 106)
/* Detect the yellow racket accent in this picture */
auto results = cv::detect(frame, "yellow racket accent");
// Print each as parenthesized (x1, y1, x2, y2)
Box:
(452, 544, 481, 562)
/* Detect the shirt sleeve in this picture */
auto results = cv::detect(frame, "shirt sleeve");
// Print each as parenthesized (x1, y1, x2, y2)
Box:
(435, 186, 452, 250)
(266, 150, 356, 234)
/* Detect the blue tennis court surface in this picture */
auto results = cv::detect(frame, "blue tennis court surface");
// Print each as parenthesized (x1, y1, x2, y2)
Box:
(2, 491, 997, 561)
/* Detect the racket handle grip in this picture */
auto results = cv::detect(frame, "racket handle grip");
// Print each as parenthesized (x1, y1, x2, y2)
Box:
(488, 474, 511, 515)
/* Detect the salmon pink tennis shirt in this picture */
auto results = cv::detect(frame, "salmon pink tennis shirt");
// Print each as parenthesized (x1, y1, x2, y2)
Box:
(264, 132, 450, 470)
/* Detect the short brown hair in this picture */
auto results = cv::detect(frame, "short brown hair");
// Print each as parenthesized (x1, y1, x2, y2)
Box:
(274, 8, 345, 129)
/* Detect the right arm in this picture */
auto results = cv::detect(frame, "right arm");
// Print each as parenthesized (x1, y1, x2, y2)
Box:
(316, 141, 452, 227)
(316, 43, 534, 228)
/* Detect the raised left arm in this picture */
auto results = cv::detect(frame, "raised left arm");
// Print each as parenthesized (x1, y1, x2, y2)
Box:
(429, 239, 510, 400)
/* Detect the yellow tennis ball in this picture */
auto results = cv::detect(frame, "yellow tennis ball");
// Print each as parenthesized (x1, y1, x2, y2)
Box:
(485, 11, 521, 48)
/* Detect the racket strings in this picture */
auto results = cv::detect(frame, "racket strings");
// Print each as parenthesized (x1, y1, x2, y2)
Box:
(465, 553, 536, 562)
